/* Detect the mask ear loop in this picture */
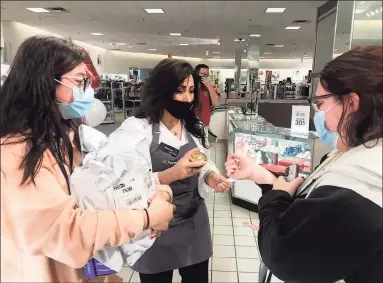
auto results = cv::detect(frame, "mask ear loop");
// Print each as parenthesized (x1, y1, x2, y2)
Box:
(324, 100, 340, 114)
(54, 79, 75, 105)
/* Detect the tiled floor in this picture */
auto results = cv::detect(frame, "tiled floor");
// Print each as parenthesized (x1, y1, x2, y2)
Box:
(117, 192, 260, 283)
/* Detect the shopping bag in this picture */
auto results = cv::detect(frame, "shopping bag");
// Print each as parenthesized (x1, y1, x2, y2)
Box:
(71, 125, 156, 277)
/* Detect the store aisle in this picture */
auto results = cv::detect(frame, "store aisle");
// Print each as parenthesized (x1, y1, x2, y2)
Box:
(118, 191, 261, 283)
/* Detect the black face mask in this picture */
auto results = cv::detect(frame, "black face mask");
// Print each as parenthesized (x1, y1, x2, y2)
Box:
(165, 100, 194, 120)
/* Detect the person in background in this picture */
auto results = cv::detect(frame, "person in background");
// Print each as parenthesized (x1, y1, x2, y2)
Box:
(0, 36, 174, 282)
(120, 59, 231, 283)
(226, 46, 383, 282)
(194, 64, 221, 130)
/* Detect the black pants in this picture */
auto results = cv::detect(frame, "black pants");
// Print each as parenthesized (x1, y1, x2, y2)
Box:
(139, 259, 209, 283)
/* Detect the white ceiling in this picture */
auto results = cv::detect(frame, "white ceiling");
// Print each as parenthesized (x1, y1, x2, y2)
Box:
(1, 1, 326, 59)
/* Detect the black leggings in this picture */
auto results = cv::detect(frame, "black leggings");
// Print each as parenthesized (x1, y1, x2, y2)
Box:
(139, 259, 209, 283)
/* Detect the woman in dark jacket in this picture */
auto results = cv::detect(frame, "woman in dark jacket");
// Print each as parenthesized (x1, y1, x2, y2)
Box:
(226, 46, 383, 283)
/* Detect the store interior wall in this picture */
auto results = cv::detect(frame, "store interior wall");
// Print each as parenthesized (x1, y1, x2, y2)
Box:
(1, 21, 4, 64)
(2, 21, 313, 75)
(2, 21, 106, 74)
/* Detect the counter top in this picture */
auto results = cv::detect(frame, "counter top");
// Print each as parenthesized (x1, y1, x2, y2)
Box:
(259, 99, 309, 104)
(226, 98, 309, 103)
(228, 107, 318, 141)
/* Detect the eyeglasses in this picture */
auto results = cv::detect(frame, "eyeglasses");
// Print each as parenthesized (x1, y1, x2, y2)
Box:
(61, 77, 92, 91)
(308, 93, 348, 110)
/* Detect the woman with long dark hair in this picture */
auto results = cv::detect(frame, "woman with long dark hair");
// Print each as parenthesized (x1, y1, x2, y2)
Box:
(0, 36, 174, 282)
(116, 58, 231, 283)
(226, 46, 383, 282)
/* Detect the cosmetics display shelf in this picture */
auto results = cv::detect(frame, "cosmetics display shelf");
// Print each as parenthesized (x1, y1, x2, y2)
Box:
(227, 106, 319, 211)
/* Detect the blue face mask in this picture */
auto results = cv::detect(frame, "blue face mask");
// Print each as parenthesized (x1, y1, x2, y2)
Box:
(55, 79, 94, 120)
(313, 102, 339, 148)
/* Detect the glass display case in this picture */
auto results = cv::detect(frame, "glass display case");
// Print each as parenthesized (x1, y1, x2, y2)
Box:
(227, 106, 319, 211)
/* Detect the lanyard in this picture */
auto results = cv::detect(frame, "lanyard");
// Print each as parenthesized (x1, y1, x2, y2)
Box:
(51, 142, 72, 195)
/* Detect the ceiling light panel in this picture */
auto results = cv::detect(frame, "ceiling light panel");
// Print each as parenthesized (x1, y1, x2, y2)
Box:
(265, 8, 286, 13)
(285, 26, 301, 30)
(148, 49, 157, 51)
(26, 8, 50, 13)
(169, 33, 181, 36)
(179, 43, 189, 46)
(90, 33, 104, 36)
(274, 45, 284, 47)
(250, 34, 261, 37)
(144, 8, 164, 14)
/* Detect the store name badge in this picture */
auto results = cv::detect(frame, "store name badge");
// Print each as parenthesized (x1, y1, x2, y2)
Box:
(291, 105, 310, 136)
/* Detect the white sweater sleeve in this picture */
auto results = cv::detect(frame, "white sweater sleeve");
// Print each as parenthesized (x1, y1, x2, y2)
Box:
(193, 137, 220, 199)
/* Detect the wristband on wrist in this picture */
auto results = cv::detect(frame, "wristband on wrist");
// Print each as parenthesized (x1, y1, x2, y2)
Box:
(143, 209, 150, 230)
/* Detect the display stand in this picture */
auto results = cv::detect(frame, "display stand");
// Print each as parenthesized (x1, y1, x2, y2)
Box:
(123, 84, 142, 118)
(227, 106, 319, 212)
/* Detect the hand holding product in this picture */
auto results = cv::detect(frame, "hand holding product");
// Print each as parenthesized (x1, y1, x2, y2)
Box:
(175, 148, 208, 179)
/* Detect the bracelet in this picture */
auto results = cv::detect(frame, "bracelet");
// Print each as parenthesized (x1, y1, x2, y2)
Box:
(204, 170, 215, 184)
(143, 209, 150, 230)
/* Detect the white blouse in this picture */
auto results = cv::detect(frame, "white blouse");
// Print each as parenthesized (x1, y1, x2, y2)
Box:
(108, 117, 219, 198)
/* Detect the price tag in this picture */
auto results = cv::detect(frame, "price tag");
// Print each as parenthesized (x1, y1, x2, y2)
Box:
(290, 105, 310, 135)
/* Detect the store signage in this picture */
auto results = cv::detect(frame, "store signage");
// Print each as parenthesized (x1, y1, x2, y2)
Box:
(291, 105, 310, 135)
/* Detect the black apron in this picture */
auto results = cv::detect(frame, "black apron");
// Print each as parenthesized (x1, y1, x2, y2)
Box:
(132, 123, 212, 274)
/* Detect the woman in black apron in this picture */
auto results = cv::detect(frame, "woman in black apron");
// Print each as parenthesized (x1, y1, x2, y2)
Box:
(129, 59, 231, 283)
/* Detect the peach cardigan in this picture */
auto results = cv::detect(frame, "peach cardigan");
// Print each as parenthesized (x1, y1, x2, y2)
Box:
(0, 137, 166, 282)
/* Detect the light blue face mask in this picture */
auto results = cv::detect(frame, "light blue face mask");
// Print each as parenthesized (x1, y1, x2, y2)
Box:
(313, 101, 340, 148)
(55, 79, 94, 120)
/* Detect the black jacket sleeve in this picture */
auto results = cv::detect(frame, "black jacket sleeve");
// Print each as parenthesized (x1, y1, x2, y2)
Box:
(258, 186, 383, 283)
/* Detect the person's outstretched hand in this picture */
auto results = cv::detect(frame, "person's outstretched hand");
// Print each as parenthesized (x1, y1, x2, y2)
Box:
(206, 173, 232, 192)
(225, 154, 255, 180)
(225, 154, 277, 185)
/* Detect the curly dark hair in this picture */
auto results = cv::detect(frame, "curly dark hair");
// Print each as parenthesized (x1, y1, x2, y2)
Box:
(135, 59, 207, 148)
(320, 45, 383, 148)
